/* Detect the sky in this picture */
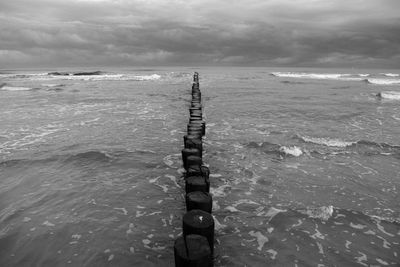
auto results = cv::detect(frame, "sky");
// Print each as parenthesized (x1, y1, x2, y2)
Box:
(1, 0, 400, 68)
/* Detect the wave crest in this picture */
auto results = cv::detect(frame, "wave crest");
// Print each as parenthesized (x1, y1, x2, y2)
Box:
(298, 136, 355, 147)
(246, 141, 303, 157)
(279, 146, 303, 157)
(271, 72, 363, 81)
(299, 205, 334, 221)
(1, 85, 34, 91)
(376, 91, 400, 100)
(366, 78, 400, 85)
(4, 72, 162, 81)
(381, 73, 399, 77)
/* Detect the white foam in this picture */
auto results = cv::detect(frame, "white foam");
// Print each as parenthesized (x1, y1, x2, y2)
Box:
(280, 146, 303, 157)
(355, 252, 368, 266)
(165, 174, 180, 188)
(376, 258, 389, 265)
(350, 222, 366, 229)
(301, 205, 333, 221)
(311, 227, 325, 240)
(43, 220, 55, 227)
(291, 219, 303, 227)
(316, 241, 324, 255)
(22, 73, 161, 81)
(136, 210, 146, 217)
(249, 231, 268, 251)
(210, 185, 230, 197)
(213, 201, 220, 211)
(265, 207, 286, 217)
(1, 86, 33, 91)
(301, 136, 355, 147)
(126, 223, 135, 234)
(267, 249, 277, 260)
(260, 207, 287, 223)
(213, 215, 227, 231)
(71, 234, 81, 240)
(375, 219, 395, 237)
(377, 91, 400, 100)
(114, 207, 128, 215)
(41, 83, 65, 87)
(364, 230, 376, 235)
(163, 154, 179, 168)
(271, 72, 362, 81)
(84, 74, 161, 81)
(367, 78, 400, 85)
(225, 206, 239, 212)
(135, 74, 161, 80)
(382, 73, 399, 77)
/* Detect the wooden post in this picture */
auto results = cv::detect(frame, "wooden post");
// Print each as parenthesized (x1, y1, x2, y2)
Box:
(183, 209, 214, 254)
(174, 234, 212, 267)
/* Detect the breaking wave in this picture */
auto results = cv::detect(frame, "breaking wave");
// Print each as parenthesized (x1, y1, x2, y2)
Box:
(376, 91, 400, 100)
(246, 141, 303, 157)
(3, 71, 162, 81)
(298, 136, 356, 147)
(271, 72, 364, 81)
(0, 84, 34, 91)
(381, 73, 399, 77)
(272, 71, 400, 86)
(279, 146, 303, 157)
(365, 78, 400, 85)
(0, 83, 65, 92)
(45, 73, 162, 81)
(296, 135, 400, 157)
(299, 205, 334, 221)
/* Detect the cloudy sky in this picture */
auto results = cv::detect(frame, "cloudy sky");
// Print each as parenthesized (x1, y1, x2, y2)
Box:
(1, 0, 399, 68)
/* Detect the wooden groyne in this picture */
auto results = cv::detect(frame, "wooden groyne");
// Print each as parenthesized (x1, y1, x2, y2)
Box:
(174, 73, 214, 266)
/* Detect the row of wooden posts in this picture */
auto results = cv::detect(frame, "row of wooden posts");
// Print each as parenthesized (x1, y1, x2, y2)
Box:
(174, 73, 215, 266)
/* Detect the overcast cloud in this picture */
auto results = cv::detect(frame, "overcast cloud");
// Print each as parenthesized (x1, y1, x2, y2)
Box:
(1, 0, 399, 68)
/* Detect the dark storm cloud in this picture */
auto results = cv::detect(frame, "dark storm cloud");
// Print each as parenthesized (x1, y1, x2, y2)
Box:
(1, 0, 399, 68)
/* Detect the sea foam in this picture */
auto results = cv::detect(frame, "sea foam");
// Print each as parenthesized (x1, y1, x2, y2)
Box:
(366, 78, 400, 85)
(300, 205, 334, 221)
(376, 91, 400, 100)
(1, 86, 33, 91)
(5, 72, 162, 82)
(271, 72, 362, 81)
(279, 146, 303, 157)
(299, 136, 355, 147)
(381, 73, 399, 77)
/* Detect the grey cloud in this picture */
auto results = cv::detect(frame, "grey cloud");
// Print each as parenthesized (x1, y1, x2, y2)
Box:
(1, 0, 399, 68)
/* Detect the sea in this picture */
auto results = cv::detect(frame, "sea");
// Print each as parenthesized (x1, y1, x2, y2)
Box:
(0, 67, 399, 266)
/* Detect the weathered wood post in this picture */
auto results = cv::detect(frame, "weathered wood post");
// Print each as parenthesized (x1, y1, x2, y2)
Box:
(174, 72, 214, 267)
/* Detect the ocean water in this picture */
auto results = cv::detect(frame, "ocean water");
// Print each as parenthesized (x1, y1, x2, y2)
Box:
(0, 67, 399, 266)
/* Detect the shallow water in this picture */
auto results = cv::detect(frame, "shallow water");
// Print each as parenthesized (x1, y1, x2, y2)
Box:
(0, 67, 399, 266)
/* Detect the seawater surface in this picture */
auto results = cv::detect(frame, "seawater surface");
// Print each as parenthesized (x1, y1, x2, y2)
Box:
(0, 67, 399, 266)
